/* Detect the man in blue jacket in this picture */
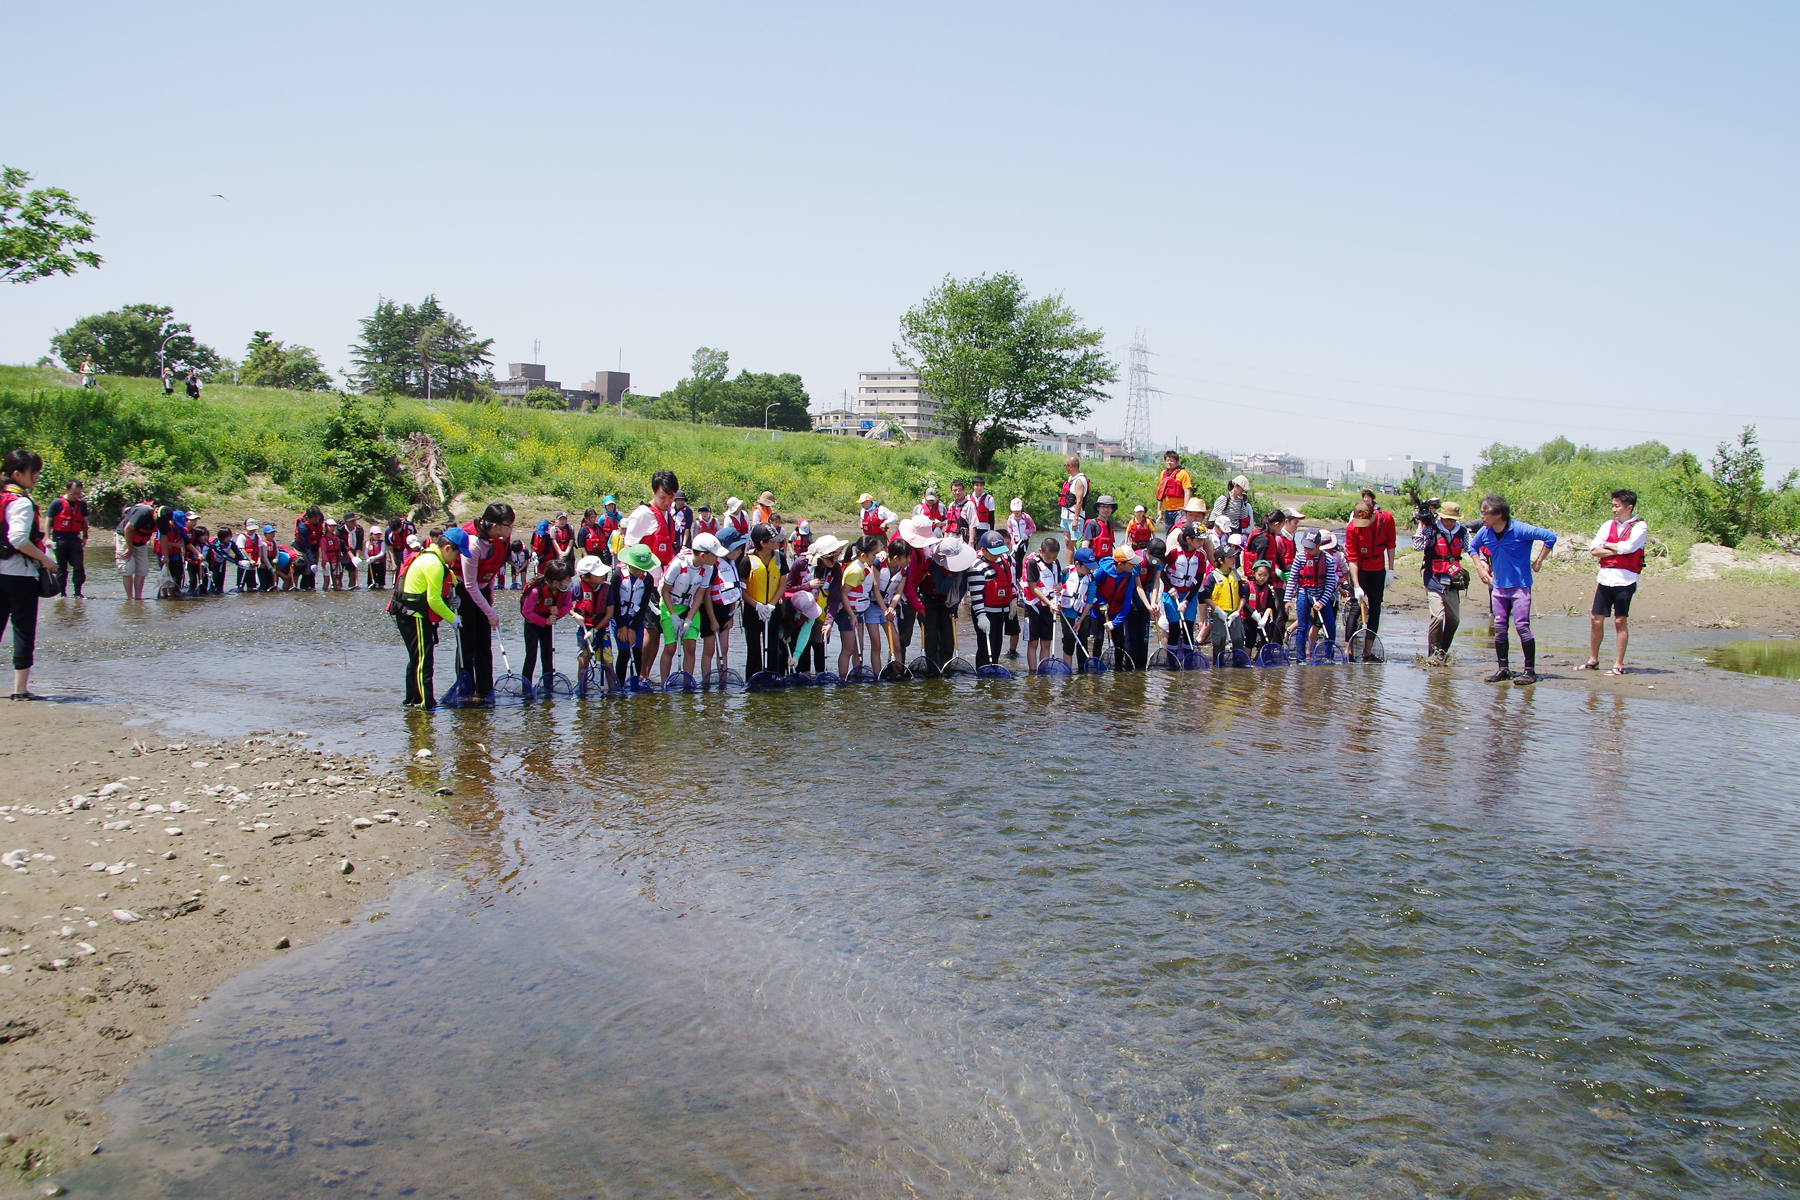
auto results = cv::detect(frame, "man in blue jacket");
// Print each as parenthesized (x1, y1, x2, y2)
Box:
(1469, 493, 1557, 685)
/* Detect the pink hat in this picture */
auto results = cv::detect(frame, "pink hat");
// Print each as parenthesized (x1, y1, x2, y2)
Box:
(899, 516, 939, 550)
(789, 589, 822, 620)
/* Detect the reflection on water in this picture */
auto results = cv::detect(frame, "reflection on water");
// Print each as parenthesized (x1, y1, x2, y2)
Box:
(1707, 638, 1800, 680)
(36, 589, 1800, 1198)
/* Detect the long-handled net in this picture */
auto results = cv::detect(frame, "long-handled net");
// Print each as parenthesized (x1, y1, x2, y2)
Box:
(492, 637, 527, 697)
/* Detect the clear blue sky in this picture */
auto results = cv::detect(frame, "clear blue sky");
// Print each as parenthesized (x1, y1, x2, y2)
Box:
(5, 1, 1796, 474)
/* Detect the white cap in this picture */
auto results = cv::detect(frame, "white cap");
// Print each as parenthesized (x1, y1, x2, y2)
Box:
(575, 555, 607, 577)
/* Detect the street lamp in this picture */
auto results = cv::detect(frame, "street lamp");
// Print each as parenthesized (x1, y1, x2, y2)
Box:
(765, 402, 778, 431)
(157, 330, 182, 389)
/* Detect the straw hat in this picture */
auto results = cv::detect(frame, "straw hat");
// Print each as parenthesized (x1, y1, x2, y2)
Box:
(1183, 497, 1207, 513)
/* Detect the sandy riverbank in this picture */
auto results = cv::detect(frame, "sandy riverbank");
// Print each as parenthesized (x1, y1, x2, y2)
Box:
(0, 704, 448, 1196)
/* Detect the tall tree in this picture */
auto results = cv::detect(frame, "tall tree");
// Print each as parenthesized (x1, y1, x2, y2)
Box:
(688, 346, 728, 423)
(895, 272, 1117, 470)
(241, 331, 335, 391)
(50, 303, 220, 377)
(348, 295, 494, 400)
(1, 166, 102, 284)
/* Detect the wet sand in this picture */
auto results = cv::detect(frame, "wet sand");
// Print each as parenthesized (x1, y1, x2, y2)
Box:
(0, 704, 446, 1194)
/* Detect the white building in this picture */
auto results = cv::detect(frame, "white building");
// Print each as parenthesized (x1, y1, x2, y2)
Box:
(851, 369, 940, 440)
(1342, 455, 1464, 491)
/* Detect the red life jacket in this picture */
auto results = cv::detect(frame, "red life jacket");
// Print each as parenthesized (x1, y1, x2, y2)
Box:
(1165, 547, 1204, 593)
(552, 525, 574, 553)
(919, 500, 945, 526)
(1598, 519, 1645, 574)
(793, 530, 812, 554)
(243, 532, 262, 562)
(0, 487, 44, 557)
(1058, 474, 1088, 513)
(1082, 518, 1114, 559)
(944, 503, 967, 538)
(579, 523, 603, 553)
(296, 516, 322, 551)
(860, 506, 887, 536)
(1294, 552, 1327, 590)
(1126, 518, 1153, 549)
(1157, 468, 1186, 503)
(460, 520, 510, 586)
(600, 511, 622, 536)
(1271, 533, 1296, 573)
(981, 558, 1016, 608)
(972, 493, 995, 528)
(48, 496, 87, 536)
(727, 510, 750, 536)
(1425, 524, 1467, 576)
(527, 582, 558, 620)
(574, 580, 608, 627)
(532, 530, 554, 562)
(631, 504, 678, 566)
(695, 516, 719, 536)
(1093, 566, 1132, 612)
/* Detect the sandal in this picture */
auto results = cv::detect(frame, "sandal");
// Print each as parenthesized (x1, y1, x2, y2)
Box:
(1605, 667, 1627, 676)
(1575, 660, 1600, 671)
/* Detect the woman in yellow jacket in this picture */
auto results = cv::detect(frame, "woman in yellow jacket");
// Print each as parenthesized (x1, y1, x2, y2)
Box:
(391, 533, 460, 708)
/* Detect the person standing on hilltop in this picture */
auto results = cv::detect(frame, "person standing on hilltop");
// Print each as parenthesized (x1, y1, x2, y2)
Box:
(161, 364, 174, 395)
(1581, 488, 1648, 676)
(1469, 493, 1557, 686)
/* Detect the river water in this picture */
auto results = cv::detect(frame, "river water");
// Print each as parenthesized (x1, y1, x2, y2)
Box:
(34, 583, 1800, 1199)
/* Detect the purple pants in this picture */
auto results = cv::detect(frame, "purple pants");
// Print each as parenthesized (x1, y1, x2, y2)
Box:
(1491, 586, 1533, 642)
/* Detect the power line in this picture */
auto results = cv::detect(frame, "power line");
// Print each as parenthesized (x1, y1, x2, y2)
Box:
(1153, 349, 1796, 423)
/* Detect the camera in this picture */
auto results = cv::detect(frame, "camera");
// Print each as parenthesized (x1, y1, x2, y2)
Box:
(1413, 497, 1441, 526)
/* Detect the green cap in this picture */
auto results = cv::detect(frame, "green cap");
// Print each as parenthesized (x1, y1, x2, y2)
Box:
(619, 543, 656, 572)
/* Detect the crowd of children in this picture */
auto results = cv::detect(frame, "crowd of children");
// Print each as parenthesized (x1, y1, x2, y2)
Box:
(113, 503, 410, 598)
(383, 455, 1442, 707)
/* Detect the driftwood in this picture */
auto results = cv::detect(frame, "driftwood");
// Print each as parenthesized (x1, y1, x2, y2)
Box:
(401, 432, 452, 523)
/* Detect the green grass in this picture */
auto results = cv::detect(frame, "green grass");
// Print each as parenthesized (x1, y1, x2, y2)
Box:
(0, 365, 1213, 528)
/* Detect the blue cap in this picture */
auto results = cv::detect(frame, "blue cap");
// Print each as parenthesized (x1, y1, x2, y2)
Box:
(442, 527, 470, 555)
(261, 523, 275, 534)
(981, 531, 1008, 552)
(715, 525, 746, 553)
(171, 510, 188, 528)
(1073, 548, 1097, 568)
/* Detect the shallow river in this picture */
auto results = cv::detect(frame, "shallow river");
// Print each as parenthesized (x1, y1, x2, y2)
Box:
(34, 584, 1800, 1198)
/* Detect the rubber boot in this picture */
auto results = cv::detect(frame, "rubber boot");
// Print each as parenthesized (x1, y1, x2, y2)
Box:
(1514, 640, 1538, 685)
(1486, 635, 1512, 683)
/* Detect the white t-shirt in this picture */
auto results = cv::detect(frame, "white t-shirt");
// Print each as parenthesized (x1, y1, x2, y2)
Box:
(1060, 474, 1088, 522)
(1592, 517, 1648, 587)
(622, 504, 669, 585)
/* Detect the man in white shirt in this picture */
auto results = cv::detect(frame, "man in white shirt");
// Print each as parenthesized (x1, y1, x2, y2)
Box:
(1583, 488, 1648, 675)
(1058, 456, 1088, 566)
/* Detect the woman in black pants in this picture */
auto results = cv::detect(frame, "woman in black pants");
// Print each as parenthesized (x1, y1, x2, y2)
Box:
(1, 450, 57, 701)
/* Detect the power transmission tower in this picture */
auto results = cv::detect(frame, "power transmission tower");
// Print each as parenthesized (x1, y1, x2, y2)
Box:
(1123, 330, 1159, 456)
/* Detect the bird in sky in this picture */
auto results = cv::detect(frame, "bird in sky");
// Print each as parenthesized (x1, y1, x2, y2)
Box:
(211, 194, 226, 199)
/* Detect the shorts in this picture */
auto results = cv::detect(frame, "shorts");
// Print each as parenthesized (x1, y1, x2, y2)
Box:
(1025, 606, 1054, 641)
(833, 608, 854, 632)
(659, 600, 714, 642)
(859, 606, 886, 624)
(116, 536, 150, 577)
(1060, 513, 1078, 536)
(1592, 582, 1637, 618)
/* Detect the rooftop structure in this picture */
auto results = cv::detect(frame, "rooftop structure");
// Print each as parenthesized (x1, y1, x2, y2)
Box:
(493, 363, 631, 411)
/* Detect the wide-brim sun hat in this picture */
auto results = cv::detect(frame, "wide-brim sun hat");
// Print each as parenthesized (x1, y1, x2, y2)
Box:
(933, 536, 979, 572)
(899, 516, 939, 549)
(691, 532, 727, 557)
(1319, 532, 1339, 550)
(575, 555, 607, 577)
(725, 496, 743, 513)
(1184, 497, 1206, 513)
(619, 543, 656, 572)
(807, 533, 848, 559)
(1096, 495, 1116, 507)
(858, 492, 875, 504)
(758, 492, 775, 505)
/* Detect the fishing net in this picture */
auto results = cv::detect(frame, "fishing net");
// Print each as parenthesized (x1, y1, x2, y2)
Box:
(975, 664, 1014, 679)
(663, 671, 699, 692)
(1171, 644, 1208, 670)
(491, 672, 528, 698)
(1035, 659, 1073, 677)
(703, 668, 746, 689)
(542, 672, 576, 697)
(879, 660, 913, 682)
(745, 671, 787, 691)
(785, 671, 818, 687)
(621, 675, 658, 694)
(1147, 647, 1177, 670)
(1080, 656, 1110, 674)
(845, 665, 881, 683)
(907, 655, 932, 677)
(1308, 639, 1341, 665)
(942, 656, 977, 677)
(813, 671, 844, 686)
(1217, 647, 1250, 669)
(1255, 643, 1291, 668)
(1347, 631, 1385, 663)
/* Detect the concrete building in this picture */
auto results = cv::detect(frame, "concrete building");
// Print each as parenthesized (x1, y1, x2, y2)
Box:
(853, 369, 939, 440)
(812, 407, 866, 436)
(493, 363, 631, 411)
(1030, 430, 1133, 462)
(1343, 455, 1464, 492)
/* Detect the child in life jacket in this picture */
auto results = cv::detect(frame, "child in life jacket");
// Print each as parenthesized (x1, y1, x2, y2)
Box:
(1200, 540, 1248, 664)
(1126, 505, 1155, 551)
(966, 532, 1018, 667)
(610, 543, 656, 681)
(1081, 496, 1117, 560)
(840, 534, 884, 675)
(1283, 529, 1339, 658)
(508, 539, 529, 589)
(320, 519, 344, 590)
(1016, 536, 1061, 673)
(1059, 548, 1099, 668)
(572, 555, 614, 682)
(792, 520, 813, 557)
(704, 526, 746, 680)
(366, 524, 388, 591)
(877, 539, 915, 662)
(1244, 559, 1287, 650)
(1160, 523, 1207, 645)
(520, 558, 576, 693)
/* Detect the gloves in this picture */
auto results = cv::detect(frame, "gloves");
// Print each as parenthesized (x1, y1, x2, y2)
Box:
(1385, 569, 1396, 587)
(754, 602, 775, 623)
(1354, 587, 1367, 603)
(975, 612, 990, 633)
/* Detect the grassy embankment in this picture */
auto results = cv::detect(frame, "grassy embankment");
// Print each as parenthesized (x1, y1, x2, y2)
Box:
(0, 365, 1203, 529)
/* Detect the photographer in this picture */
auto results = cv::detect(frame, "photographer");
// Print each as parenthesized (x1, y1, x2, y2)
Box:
(1412, 499, 1469, 658)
